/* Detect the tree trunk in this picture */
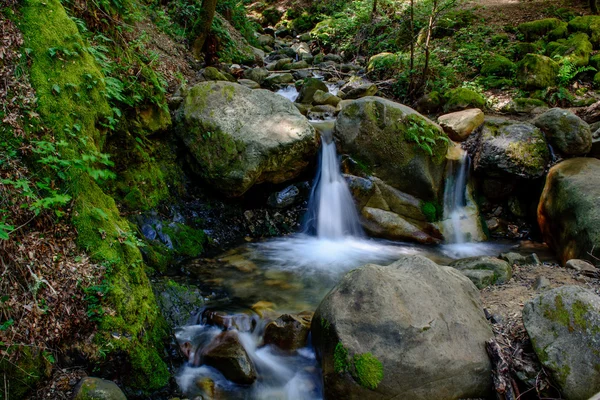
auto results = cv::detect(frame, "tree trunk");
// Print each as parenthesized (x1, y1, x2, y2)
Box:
(192, 0, 218, 59)
(421, 4, 436, 88)
(408, 0, 415, 98)
(371, 0, 378, 21)
(591, 0, 599, 14)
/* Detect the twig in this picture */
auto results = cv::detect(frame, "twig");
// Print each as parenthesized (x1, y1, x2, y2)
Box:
(268, 67, 355, 77)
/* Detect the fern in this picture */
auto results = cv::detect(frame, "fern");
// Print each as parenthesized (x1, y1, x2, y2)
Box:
(556, 59, 596, 86)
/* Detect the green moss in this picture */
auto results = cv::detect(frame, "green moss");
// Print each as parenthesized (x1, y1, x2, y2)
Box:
(334, 342, 350, 373)
(0, 347, 52, 399)
(548, 22, 569, 41)
(421, 201, 441, 222)
(443, 88, 485, 113)
(516, 54, 559, 90)
(511, 42, 542, 61)
(481, 55, 515, 77)
(568, 16, 600, 48)
(162, 223, 207, 258)
(547, 33, 593, 67)
(352, 353, 384, 390)
(518, 18, 563, 41)
(506, 137, 549, 174)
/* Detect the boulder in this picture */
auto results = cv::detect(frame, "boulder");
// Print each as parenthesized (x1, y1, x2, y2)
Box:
(334, 97, 448, 201)
(202, 331, 257, 385)
(480, 55, 515, 77)
(339, 76, 378, 100)
(516, 54, 559, 90)
(568, 15, 600, 48)
(312, 89, 341, 107)
(523, 286, 600, 399)
(449, 256, 512, 288)
(518, 18, 565, 41)
(538, 158, 600, 265)
(263, 73, 295, 87)
(238, 78, 260, 89)
(264, 312, 313, 351)
(470, 117, 550, 179)
(361, 207, 441, 244)
(153, 279, 204, 328)
(177, 81, 316, 196)
(533, 108, 592, 156)
(199, 67, 229, 82)
(243, 67, 269, 84)
(437, 108, 484, 142)
(547, 33, 593, 67)
(443, 88, 485, 113)
(73, 377, 127, 400)
(499, 252, 541, 266)
(502, 98, 548, 114)
(312, 255, 493, 399)
(296, 77, 328, 104)
(565, 258, 598, 275)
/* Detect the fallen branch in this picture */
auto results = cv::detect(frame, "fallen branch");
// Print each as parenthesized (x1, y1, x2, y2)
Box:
(268, 67, 355, 77)
(575, 100, 600, 123)
(486, 338, 517, 400)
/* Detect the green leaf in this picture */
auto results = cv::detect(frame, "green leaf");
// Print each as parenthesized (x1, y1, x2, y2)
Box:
(52, 84, 61, 94)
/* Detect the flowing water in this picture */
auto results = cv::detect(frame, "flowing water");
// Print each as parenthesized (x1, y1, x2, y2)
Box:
(175, 120, 519, 399)
(276, 85, 299, 102)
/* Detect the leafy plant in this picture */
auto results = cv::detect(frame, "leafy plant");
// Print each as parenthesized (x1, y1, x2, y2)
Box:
(556, 59, 596, 86)
(404, 114, 450, 157)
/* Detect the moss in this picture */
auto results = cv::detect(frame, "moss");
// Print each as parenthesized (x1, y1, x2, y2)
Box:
(334, 342, 350, 373)
(568, 16, 600, 48)
(162, 223, 208, 258)
(594, 71, 600, 88)
(443, 88, 485, 113)
(506, 137, 550, 174)
(547, 33, 593, 67)
(518, 18, 563, 41)
(352, 353, 384, 390)
(262, 7, 283, 25)
(511, 42, 542, 61)
(481, 55, 515, 77)
(516, 54, 559, 90)
(421, 201, 441, 222)
(0, 347, 52, 399)
(548, 22, 569, 41)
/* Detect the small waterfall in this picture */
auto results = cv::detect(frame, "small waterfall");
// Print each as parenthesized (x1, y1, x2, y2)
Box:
(304, 120, 363, 239)
(443, 150, 470, 244)
(276, 85, 299, 102)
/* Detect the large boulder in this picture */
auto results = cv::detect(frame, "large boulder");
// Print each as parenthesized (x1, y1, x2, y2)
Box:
(547, 33, 593, 67)
(538, 158, 600, 265)
(518, 18, 564, 41)
(469, 117, 550, 179)
(312, 255, 493, 399)
(73, 377, 127, 400)
(438, 108, 484, 142)
(533, 108, 592, 156)
(334, 97, 448, 202)
(296, 77, 328, 104)
(177, 81, 316, 196)
(516, 54, 559, 90)
(523, 286, 600, 399)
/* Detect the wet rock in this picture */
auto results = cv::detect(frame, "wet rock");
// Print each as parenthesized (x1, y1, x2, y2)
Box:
(312, 255, 493, 399)
(312, 90, 341, 107)
(296, 77, 328, 104)
(243, 67, 269, 84)
(438, 108, 484, 142)
(307, 104, 337, 120)
(263, 73, 295, 87)
(486, 217, 500, 231)
(203, 310, 256, 332)
(362, 207, 441, 244)
(153, 279, 204, 328)
(73, 377, 126, 400)
(449, 256, 512, 288)
(267, 182, 309, 209)
(339, 76, 377, 99)
(201, 331, 257, 385)
(335, 96, 447, 202)
(538, 158, 600, 265)
(523, 286, 600, 399)
(264, 312, 313, 351)
(177, 81, 316, 196)
(499, 252, 541, 266)
(470, 117, 550, 179)
(195, 377, 217, 399)
(344, 175, 374, 209)
(534, 108, 592, 156)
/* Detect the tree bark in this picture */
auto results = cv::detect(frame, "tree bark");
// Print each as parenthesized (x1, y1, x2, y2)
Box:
(371, 0, 378, 21)
(192, 0, 218, 59)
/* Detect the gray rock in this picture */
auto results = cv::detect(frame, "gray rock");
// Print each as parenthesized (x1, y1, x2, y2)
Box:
(73, 377, 126, 400)
(177, 81, 316, 196)
(202, 331, 257, 385)
(340, 76, 377, 99)
(533, 276, 551, 290)
(312, 89, 341, 107)
(523, 286, 600, 399)
(296, 77, 328, 104)
(499, 252, 541, 266)
(237, 78, 261, 89)
(258, 34, 274, 47)
(449, 256, 512, 288)
(267, 183, 309, 208)
(534, 108, 592, 155)
(438, 108, 485, 142)
(263, 73, 295, 87)
(471, 118, 550, 179)
(311, 255, 493, 399)
(243, 67, 269, 84)
(565, 258, 598, 274)
(153, 278, 204, 327)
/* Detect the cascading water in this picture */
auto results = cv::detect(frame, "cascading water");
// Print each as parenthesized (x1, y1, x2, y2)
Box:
(443, 150, 470, 244)
(303, 120, 363, 239)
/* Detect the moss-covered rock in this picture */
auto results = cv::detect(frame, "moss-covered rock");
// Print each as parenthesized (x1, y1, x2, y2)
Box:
(449, 256, 512, 288)
(296, 77, 328, 104)
(533, 108, 592, 155)
(262, 7, 283, 25)
(443, 88, 485, 112)
(518, 18, 563, 41)
(177, 81, 316, 196)
(547, 33, 593, 67)
(503, 98, 548, 114)
(73, 377, 127, 400)
(471, 118, 550, 179)
(538, 158, 600, 265)
(511, 41, 543, 61)
(568, 15, 600, 48)
(339, 76, 378, 100)
(549, 21, 569, 41)
(200, 66, 230, 81)
(516, 54, 559, 90)
(335, 97, 448, 202)
(523, 286, 600, 399)
(480, 55, 515, 77)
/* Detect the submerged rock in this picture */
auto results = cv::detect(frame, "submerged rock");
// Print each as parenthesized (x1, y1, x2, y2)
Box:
(73, 377, 126, 400)
(264, 312, 313, 351)
(312, 255, 493, 399)
(177, 81, 316, 196)
(534, 108, 592, 156)
(449, 256, 512, 288)
(538, 158, 600, 265)
(523, 286, 600, 399)
(201, 331, 257, 385)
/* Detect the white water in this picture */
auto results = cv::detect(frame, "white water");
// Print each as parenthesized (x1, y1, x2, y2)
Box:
(443, 150, 470, 244)
(276, 85, 299, 102)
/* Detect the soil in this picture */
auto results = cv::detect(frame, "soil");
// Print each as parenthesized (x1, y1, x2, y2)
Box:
(464, 0, 589, 26)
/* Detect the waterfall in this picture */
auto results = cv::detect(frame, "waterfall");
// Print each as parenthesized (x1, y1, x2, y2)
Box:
(443, 150, 470, 244)
(304, 120, 363, 239)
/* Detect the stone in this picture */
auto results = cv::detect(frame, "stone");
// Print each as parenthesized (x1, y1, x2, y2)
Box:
(264, 312, 313, 351)
(502, 98, 548, 115)
(534, 108, 592, 156)
(73, 377, 127, 400)
(443, 88, 485, 113)
(335, 96, 448, 202)
(201, 331, 257, 385)
(153, 279, 204, 328)
(516, 54, 559, 90)
(242, 67, 269, 84)
(258, 34, 274, 47)
(282, 60, 309, 70)
(470, 117, 550, 180)
(263, 73, 295, 87)
(449, 256, 512, 288)
(361, 207, 441, 244)
(538, 158, 600, 265)
(437, 108, 484, 142)
(267, 182, 309, 208)
(312, 89, 341, 107)
(565, 259, 598, 274)
(547, 33, 593, 67)
(339, 76, 378, 100)
(296, 78, 328, 104)
(177, 81, 316, 196)
(312, 255, 493, 399)
(237, 78, 260, 89)
(523, 286, 600, 399)
(533, 276, 551, 290)
(518, 18, 564, 41)
(344, 174, 375, 209)
(199, 67, 229, 82)
(480, 55, 515, 77)
(499, 252, 541, 266)
(568, 15, 600, 48)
